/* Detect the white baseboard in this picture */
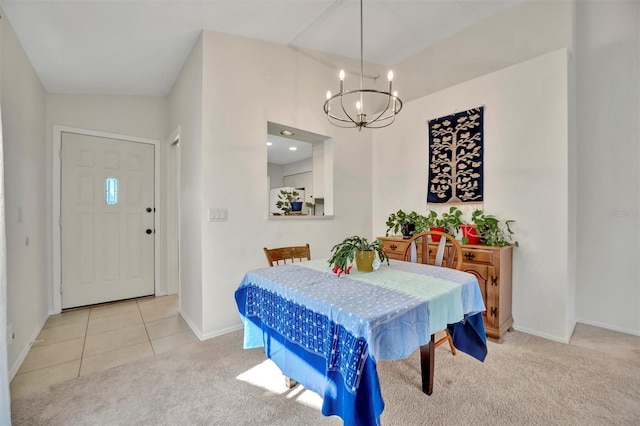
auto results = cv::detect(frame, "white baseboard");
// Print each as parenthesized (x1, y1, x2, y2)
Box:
(9, 313, 49, 381)
(179, 309, 203, 340)
(200, 324, 244, 341)
(574, 318, 640, 337)
(510, 325, 571, 344)
(178, 309, 243, 341)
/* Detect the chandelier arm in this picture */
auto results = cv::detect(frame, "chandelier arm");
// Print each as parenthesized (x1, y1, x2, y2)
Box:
(366, 95, 393, 125)
(364, 117, 396, 129)
(323, 89, 403, 128)
(339, 94, 362, 125)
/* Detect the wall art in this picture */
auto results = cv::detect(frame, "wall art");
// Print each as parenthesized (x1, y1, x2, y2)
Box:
(427, 106, 484, 204)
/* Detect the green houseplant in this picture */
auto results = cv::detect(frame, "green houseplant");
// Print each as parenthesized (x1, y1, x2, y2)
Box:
(305, 201, 314, 215)
(328, 235, 389, 274)
(424, 210, 447, 241)
(469, 209, 518, 247)
(275, 189, 301, 215)
(440, 206, 464, 235)
(385, 210, 429, 237)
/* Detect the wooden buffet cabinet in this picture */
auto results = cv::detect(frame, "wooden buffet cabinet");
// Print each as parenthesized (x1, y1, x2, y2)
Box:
(378, 236, 513, 341)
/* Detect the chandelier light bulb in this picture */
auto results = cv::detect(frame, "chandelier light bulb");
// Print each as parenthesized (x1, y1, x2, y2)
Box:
(339, 70, 345, 81)
(356, 101, 362, 112)
(387, 71, 394, 81)
(326, 91, 332, 100)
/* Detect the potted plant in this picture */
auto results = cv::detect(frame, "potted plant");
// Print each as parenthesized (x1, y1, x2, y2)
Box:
(440, 206, 464, 236)
(328, 235, 389, 274)
(275, 189, 302, 215)
(460, 222, 481, 245)
(469, 209, 518, 246)
(305, 201, 314, 215)
(424, 210, 447, 242)
(385, 210, 429, 238)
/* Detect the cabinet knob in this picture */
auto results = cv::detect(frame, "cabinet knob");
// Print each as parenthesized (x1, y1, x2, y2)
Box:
(390, 244, 397, 251)
(464, 252, 475, 260)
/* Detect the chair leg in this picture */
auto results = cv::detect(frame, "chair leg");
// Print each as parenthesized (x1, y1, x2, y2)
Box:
(434, 329, 457, 355)
(284, 375, 297, 388)
(446, 330, 457, 355)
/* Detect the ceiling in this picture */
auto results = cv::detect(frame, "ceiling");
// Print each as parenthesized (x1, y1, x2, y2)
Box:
(267, 122, 327, 166)
(0, 0, 522, 97)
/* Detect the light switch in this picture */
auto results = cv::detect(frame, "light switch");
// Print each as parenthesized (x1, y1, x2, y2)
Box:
(208, 208, 227, 222)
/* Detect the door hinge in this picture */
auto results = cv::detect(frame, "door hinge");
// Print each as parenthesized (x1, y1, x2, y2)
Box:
(490, 307, 498, 317)
(491, 276, 498, 286)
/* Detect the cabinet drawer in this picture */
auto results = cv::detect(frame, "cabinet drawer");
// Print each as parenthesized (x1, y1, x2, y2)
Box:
(461, 247, 493, 264)
(381, 238, 411, 260)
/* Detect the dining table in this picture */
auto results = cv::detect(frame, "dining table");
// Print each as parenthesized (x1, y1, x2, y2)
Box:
(234, 258, 487, 426)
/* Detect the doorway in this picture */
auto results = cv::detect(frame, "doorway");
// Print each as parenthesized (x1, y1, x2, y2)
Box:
(52, 126, 161, 312)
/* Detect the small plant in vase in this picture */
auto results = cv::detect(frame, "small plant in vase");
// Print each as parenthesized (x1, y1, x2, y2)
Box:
(470, 209, 518, 247)
(424, 210, 447, 242)
(440, 206, 464, 236)
(328, 236, 389, 275)
(275, 189, 301, 215)
(305, 201, 314, 215)
(385, 210, 429, 238)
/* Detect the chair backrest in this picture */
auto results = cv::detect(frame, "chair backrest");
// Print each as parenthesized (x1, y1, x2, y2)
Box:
(263, 244, 311, 267)
(401, 231, 463, 270)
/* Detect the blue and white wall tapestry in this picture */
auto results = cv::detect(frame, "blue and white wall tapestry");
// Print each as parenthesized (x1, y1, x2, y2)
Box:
(427, 106, 484, 204)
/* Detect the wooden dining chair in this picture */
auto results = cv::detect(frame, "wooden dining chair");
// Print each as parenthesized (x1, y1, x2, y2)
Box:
(263, 244, 311, 266)
(263, 243, 311, 388)
(402, 230, 463, 355)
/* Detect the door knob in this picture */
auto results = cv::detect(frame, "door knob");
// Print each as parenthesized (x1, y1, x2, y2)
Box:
(146, 207, 152, 213)
(146, 229, 153, 234)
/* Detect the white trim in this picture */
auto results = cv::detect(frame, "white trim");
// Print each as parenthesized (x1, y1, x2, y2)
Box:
(510, 325, 571, 344)
(52, 125, 161, 313)
(9, 313, 48, 380)
(165, 126, 181, 298)
(574, 318, 640, 337)
(180, 307, 243, 341)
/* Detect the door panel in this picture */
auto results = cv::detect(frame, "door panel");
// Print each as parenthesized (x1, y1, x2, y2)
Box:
(61, 132, 155, 308)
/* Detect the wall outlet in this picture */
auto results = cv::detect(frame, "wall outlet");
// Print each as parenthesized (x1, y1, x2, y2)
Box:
(208, 208, 227, 222)
(7, 323, 14, 345)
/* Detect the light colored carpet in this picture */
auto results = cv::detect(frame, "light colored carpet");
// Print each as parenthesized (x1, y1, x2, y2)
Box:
(10, 325, 640, 425)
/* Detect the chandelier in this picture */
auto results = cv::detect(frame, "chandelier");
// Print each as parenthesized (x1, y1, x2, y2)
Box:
(323, 0, 403, 130)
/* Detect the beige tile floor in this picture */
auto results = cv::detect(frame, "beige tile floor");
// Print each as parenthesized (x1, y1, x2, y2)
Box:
(10, 295, 198, 398)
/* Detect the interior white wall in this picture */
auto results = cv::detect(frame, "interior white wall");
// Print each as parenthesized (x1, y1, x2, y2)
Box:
(0, 11, 48, 376)
(394, 0, 573, 105)
(373, 49, 572, 342)
(282, 158, 312, 176)
(198, 30, 373, 338)
(0, 10, 10, 418)
(167, 35, 205, 335)
(267, 163, 284, 189)
(45, 94, 170, 301)
(575, 0, 640, 334)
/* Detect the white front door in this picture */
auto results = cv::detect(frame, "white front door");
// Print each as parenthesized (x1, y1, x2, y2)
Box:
(61, 132, 155, 309)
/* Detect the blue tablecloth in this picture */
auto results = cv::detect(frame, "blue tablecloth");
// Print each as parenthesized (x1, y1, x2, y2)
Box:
(235, 259, 487, 426)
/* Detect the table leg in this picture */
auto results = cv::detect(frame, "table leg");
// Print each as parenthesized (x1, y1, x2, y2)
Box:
(420, 334, 435, 395)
